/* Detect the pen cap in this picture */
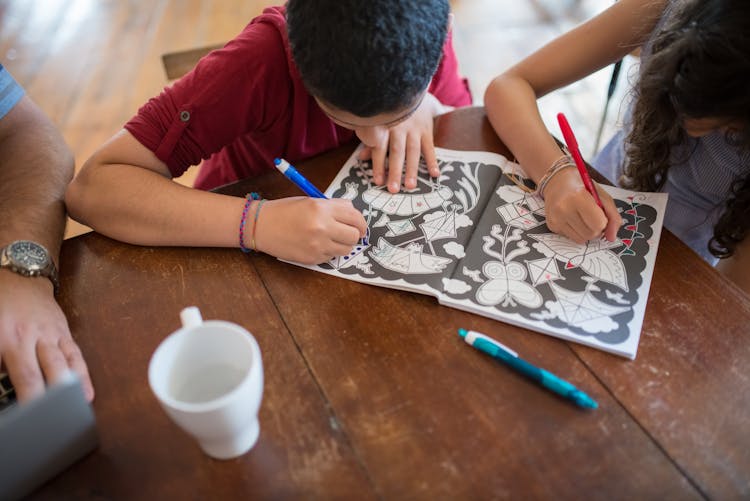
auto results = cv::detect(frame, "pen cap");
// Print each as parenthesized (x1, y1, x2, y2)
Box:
(274, 158, 290, 173)
(556, 113, 578, 150)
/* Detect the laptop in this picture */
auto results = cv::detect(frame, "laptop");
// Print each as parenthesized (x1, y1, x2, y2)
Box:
(0, 371, 98, 500)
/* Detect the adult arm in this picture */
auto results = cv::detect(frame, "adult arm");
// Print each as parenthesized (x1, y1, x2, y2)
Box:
(484, 0, 666, 243)
(0, 96, 94, 402)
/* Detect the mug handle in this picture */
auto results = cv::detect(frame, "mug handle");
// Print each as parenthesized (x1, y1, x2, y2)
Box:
(180, 306, 203, 328)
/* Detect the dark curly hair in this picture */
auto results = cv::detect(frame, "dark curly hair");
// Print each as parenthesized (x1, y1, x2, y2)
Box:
(623, 0, 750, 259)
(286, 0, 450, 117)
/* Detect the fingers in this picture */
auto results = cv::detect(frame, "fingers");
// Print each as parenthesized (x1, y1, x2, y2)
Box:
(0, 305, 94, 403)
(262, 198, 370, 265)
(387, 134, 406, 193)
(358, 94, 438, 192)
(571, 184, 625, 243)
(403, 136, 421, 190)
(371, 142, 387, 186)
(318, 201, 368, 261)
(599, 189, 623, 242)
(575, 201, 608, 241)
(59, 337, 95, 401)
(563, 222, 589, 245)
(328, 242, 361, 259)
(421, 134, 439, 178)
(8, 337, 94, 403)
(37, 339, 69, 386)
(329, 219, 365, 247)
(358, 146, 372, 161)
(556, 209, 592, 244)
(386, 128, 436, 192)
(331, 200, 368, 237)
(3, 342, 45, 403)
(547, 189, 608, 244)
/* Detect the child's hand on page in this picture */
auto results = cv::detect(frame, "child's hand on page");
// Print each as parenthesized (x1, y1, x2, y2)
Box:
(255, 197, 367, 264)
(358, 93, 452, 193)
(542, 168, 622, 243)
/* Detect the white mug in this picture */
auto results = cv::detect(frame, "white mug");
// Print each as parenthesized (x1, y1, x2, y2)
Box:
(148, 307, 263, 459)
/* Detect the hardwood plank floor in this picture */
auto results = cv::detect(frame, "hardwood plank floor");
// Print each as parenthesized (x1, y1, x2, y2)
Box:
(1, 0, 625, 239)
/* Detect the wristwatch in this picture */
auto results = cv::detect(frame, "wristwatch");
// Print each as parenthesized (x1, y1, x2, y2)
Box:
(0, 240, 60, 294)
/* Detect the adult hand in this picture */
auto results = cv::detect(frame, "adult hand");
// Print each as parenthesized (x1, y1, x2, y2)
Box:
(0, 272, 94, 403)
(255, 197, 367, 264)
(360, 93, 453, 193)
(542, 168, 622, 243)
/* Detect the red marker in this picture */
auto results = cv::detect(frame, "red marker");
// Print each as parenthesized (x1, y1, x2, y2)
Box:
(556, 112, 604, 209)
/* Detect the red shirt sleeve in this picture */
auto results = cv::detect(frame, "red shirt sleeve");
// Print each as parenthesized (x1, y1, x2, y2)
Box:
(428, 28, 473, 108)
(126, 14, 471, 180)
(124, 21, 292, 178)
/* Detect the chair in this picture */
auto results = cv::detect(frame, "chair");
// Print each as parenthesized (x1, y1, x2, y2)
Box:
(161, 43, 224, 80)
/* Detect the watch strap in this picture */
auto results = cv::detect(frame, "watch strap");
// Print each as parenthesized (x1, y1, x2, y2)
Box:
(0, 241, 60, 295)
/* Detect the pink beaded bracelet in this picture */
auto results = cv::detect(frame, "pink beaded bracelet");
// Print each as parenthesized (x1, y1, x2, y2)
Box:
(536, 154, 576, 199)
(239, 192, 260, 253)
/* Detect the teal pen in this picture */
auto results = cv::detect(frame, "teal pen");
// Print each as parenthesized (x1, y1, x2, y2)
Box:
(458, 328, 598, 409)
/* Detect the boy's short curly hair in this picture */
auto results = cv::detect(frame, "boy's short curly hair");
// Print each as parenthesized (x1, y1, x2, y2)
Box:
(287, 0, 450, 117)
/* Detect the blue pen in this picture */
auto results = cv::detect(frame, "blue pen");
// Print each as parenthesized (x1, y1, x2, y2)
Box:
(274, 158, 327, 199)
(458, 328, 598, 409)
(274, 157, 369, 245)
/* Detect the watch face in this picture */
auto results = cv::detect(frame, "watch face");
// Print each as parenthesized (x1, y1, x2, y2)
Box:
(9, 241, 50, 271)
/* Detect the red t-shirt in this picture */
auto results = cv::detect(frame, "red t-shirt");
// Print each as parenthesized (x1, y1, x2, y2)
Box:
(125, 6, 472, 190)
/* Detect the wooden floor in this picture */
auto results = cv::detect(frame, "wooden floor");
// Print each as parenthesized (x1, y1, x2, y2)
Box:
(1, 0, 628, 239)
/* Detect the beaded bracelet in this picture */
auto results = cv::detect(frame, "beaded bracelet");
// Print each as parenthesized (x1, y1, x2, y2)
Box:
(536, 154, 577, 199)
(251, 199, 267, 252)
(502, 160, 535, 194)
(239, 192, 260, 253)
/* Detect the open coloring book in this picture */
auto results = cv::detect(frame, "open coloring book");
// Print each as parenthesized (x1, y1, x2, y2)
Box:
(294, 146, 668, 359)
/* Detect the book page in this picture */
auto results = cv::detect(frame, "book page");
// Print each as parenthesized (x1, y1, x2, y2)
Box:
(439, 159, 667, 359)
(288, 146, 667, 359)
(293, 146, 509, 296)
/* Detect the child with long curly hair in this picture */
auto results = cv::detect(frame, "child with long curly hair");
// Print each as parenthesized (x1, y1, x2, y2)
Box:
(485, 0, 750, 294)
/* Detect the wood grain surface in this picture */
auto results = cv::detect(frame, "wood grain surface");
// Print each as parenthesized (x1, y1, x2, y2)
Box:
(31, 107, 749, 499)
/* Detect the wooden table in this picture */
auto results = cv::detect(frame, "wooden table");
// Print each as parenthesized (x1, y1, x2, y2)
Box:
(36, 107, 750, 499)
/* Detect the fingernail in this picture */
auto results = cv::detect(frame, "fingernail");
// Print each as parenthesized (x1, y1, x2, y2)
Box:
(407, 177, 416, 186)
(389, 182, 399, 192)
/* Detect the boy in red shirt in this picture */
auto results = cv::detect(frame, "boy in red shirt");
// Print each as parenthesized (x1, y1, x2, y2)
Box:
(66, 0, 471, 265)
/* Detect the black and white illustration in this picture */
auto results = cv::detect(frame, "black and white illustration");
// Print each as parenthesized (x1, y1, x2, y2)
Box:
(299, 146, 667, 358)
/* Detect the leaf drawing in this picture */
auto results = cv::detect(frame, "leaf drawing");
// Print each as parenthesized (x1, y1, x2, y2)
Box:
(529, 233, 628, 291)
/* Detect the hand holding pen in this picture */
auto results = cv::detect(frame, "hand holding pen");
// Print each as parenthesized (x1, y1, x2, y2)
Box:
(540, 114, 622, 243)
(556, 113, 604, 209)
(266, 158, 367, 263)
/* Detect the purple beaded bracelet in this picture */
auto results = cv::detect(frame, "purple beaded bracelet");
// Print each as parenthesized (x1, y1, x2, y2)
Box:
(239, 192, 260, 253)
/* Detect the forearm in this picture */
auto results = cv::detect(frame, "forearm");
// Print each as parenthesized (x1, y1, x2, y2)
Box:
(483, 0, 665, 182)
(484, 76, 564, 182)
(0, 98, 72, 258)
(66, 161, 245, 248)
(513, 0, 664, 97)
(67, 128, 251, 248)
